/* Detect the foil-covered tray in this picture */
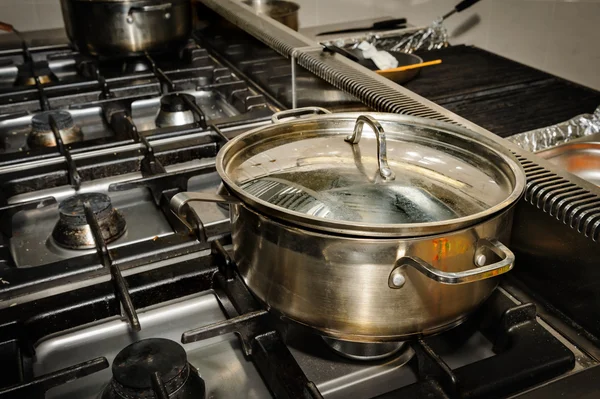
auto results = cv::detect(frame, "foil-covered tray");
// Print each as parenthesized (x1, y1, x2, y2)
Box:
(320, 19, 449, 54)
(537, 134, 600, 186)
(507, 106, 600, 153)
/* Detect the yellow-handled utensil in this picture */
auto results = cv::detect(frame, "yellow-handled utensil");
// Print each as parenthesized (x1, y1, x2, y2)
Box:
(376, 59, 442, 74)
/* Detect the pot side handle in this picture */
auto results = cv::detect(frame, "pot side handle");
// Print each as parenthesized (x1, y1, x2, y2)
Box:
(170, 192, 240, 219)
(271, 107, 331, 123)
(389, 239, 514, 286)
(169, 192, 240, 238)
(127, 3, 173, 24)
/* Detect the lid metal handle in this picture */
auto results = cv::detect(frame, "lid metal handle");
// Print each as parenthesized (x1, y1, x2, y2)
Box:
(345, 115, 396, 181)
(271, 107, 331, 123)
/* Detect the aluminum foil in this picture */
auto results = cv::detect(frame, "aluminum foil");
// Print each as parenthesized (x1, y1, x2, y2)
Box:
(329, 18, 449, 54)
(385, 18, 449, 53)
(507, 106, 600, 152)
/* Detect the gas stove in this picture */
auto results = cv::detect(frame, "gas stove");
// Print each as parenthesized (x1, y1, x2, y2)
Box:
(0, 7, 599, 399)
(0, 237, 593, 399)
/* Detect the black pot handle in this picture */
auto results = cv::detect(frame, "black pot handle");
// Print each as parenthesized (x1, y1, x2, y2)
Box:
(321, 44, 360, 62)
(443, 0, 483, 20)
(455, 0, 482, 12)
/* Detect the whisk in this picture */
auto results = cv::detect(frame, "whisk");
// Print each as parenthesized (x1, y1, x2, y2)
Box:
(389, 0, 483, 53)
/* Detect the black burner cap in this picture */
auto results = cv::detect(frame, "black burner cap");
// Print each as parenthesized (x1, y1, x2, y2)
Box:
(58, 193, 113, 226)
(160, 93, 196, 113)
(112, 338, 188, 391)
(31, 111, 74, 133)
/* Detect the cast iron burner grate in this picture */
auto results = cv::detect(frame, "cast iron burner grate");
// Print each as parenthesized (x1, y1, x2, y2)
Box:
(0, 239, 578, 399)
(14, 60, 58, 87)
(177, 241, 576, 398)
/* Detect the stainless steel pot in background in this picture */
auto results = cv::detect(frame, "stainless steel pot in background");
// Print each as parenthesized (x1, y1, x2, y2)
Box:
(60, 0, 192, 56)
(243, 0, 300, 31)
(170, 108, 526, 342)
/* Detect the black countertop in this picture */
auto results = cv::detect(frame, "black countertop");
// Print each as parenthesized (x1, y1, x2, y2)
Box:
(405, 45, 600, 137)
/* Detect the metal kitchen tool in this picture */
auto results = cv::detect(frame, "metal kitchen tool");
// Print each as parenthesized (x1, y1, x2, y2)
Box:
(0, 21, 25, 43)
(390, 0, 483, 53)
(375, 58, 442, 82)
(316, 18, 407, 36)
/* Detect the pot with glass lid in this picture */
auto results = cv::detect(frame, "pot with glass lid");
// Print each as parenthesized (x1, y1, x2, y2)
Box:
(60, 0, 192, 56)
(170, 107, 526, 342)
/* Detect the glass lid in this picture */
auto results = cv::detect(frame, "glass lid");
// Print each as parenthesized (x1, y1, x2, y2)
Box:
(217, 112, 525, 237)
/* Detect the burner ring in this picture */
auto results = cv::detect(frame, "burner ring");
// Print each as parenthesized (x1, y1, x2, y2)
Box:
(322, 337, 407, 361)
(155, 93, 197, 128)
(32, 110, 73, 132)
(58, 192, 113, 226)
(28, 111, 83, 148)
(160, 93, 195, 113)
(52, 193, 126, 249)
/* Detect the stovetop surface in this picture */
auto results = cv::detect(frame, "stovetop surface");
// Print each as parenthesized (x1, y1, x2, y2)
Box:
(0, 29, 281, 300)
(0, 23, 599, 399)
(0, 238, 592, 399)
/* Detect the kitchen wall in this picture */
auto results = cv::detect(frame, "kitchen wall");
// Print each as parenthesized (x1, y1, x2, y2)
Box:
(1, 0, 599, 90)
(0, 0, 64, 31)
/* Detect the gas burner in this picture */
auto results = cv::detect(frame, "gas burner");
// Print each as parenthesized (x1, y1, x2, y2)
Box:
(155, 93, 197, 128)
(102, 338, 206, 399)
(322, 337, 407, 361)
(52, 193, 126, 250)
(122, 59, 151, 74)
(27, 111, 83, 148)
(15, 61, 58, 86)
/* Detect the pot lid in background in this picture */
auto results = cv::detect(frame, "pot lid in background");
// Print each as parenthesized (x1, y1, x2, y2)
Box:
(217, 111, 525, 237)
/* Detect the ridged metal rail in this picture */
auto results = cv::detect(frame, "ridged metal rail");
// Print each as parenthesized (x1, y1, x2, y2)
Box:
(515, 153, 600, 241)
(294, 49, 458, 123)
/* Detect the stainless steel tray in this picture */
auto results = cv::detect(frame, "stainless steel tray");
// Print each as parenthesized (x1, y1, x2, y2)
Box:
(537, 134, 600, 186)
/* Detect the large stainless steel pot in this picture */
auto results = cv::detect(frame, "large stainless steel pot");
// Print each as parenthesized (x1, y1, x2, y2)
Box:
(60, 0, 192, 56)
(170, 107, 526, 342)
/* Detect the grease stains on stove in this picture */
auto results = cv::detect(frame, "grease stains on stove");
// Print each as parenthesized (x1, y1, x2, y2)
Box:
(27, 110, 83, 148)
(52, 193, 126, 250)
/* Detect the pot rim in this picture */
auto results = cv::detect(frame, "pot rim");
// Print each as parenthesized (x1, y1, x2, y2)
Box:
(217, 112, 526, 238)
